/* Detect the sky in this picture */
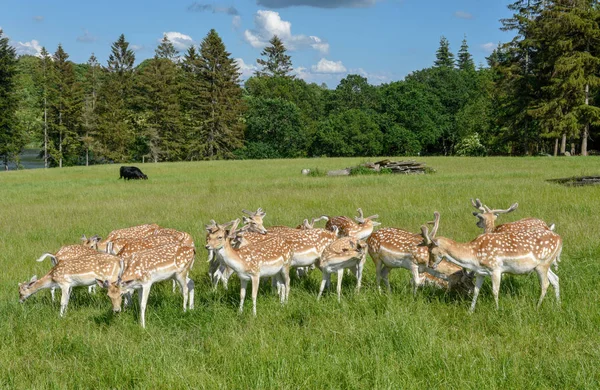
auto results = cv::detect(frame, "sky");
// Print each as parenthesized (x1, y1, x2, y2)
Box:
(2, 0, 515, 87)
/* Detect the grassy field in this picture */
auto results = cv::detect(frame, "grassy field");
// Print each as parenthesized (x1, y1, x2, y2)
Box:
(1, 157, 599, 389)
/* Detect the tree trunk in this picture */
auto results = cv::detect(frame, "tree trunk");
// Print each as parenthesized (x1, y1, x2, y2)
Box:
(571, 142, 576, 156)
(44, 98, 48, 169)
(560, 133, 566, 154)
(554, 138, 558, 157)
(582, 83, 589, 156)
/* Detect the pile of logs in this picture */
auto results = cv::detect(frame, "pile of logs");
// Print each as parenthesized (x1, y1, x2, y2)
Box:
(548, 176, 600, 186)
(326, 159, 430, 176)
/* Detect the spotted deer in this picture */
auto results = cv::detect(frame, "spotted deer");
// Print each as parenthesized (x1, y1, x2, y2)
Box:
(325, 208, 380, 240)
(367, 223, 473, 295)
(85, 223, 161, 253)
(19, 253, 122, 316)
(102, 243, 196, 328)
(317, 237, 368, 302)
(205, 220, 236, 290)
(205, 219, 293, 316)
(471, 199, 555, 234)
(421, 211, 562, 312)
(35, 242, 100, 300)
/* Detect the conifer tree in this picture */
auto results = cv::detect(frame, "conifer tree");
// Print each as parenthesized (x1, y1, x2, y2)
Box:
(156, 34, 178, 61)
(434, 36, 455, 68)
(197, 29, 245, 159)
(180, 46, 204, 159)
(0, 29, 23, 170)
(81, 53, 100, 165)
(457, 35, 475, 72)
(36, 47, 53, 168)
(256, 35, 294, 78)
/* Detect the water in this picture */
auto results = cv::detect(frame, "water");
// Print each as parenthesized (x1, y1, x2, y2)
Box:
(3, 149, 45, 170)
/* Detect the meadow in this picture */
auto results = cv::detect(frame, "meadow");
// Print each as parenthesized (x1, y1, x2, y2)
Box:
(1, 157, 599, 389)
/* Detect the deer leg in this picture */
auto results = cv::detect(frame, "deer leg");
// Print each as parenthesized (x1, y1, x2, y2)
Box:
(356, 255, 366, 293)
(172, 280, 178, 293)
(535, 266, 550, 309)
(547, 269, 560, 304)
(59, 285, 72, 317)
(381, 266, 392, 293)
(51, 287, 56, 302)
(88, 284, 96, 294)
(139, 284, 152, 328)
(491, 270, 502, 310)
(318, 271, 328, 300)
(283, 266, 291, 304)
(469, 274, 485, 313)
(374, 256, 383, 293)
(123, 291, 132, 309)
(175, 274, 189, 312)
(187, 277, 195, 310)
(251, 275, 260, 316)
(410, 264, 421, 297)
(337, 269, 344, 303)
(239, 279, 248, 313)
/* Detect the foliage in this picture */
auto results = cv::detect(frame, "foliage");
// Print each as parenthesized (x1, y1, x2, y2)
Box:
(434, 36, 455, 68)
(454, 133, 487, 156)
(255, 35, 294, 78)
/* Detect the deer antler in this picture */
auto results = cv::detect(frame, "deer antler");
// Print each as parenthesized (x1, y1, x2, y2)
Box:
(205, 219, 218, 232)
(489, 202, 518, 215)
(421, 211, 440, 244)
(471, 198, 487, 213)
(227, 219, 241, 238)
(242, 209, 255, 217)
(302, 219, 312, 229)
(355, 208, 365, 223)
(365, 214, 379, 220)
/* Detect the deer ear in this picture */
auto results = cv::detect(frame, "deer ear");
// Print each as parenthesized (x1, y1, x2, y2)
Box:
(30, 275, 37, 283)
(95, 279, 106, 288)
(472, 212, 480, 216)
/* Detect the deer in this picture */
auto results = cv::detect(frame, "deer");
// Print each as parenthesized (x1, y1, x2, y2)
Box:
(367, 223, 473, 296)
(317, 237, 368, 302)
(85, 223, 161, 253)
(205, 219, 293, 316)
(101, 243, 196, 328)
(325, 208, 380, 240)
(205, 220, 237, 290)
(35, 241, 101, 300)
(421, 211, 562, 312)
(471, 199, 555, 234)
(19, 252, 122, 317)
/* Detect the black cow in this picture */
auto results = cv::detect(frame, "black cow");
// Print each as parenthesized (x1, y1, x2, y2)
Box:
(119, 166, 148, 180)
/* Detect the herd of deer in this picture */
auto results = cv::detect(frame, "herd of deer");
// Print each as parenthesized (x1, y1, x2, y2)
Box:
(18, 199, 562, 327)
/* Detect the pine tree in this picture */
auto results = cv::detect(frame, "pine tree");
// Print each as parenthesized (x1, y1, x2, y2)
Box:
(81, 53, 100, 165)
(36, 47, 53, 168)
(156, 34, 178, 61)
(256, 35, 294, 78)
(197, 29, 245, 159)
(457, 35, 475, 72)
(180, 46, 204, 160)
(434, 36, 455, 68)
(0, 29, 23, 170)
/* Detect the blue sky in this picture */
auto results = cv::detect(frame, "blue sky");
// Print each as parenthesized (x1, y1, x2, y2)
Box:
(2, 0, 515, 86)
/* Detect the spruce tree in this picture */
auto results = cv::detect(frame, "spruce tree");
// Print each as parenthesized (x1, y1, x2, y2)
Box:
(81, 53, 100, 165)
(197, 29, 245, 159)
(256, 35, 294, 78)
(37, 47, 53, 168)
(457, 35, 475, 72)
(0, 29, 23, 170)
(156, 34, 178, 61)
(180, 46, 204, 159)
(434, 36, 455, 68)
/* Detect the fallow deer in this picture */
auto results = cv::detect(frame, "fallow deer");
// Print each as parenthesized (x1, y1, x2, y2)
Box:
(102, 243, 196, 328)
(205, 219, 293, 316)
(86, 223, 161, 253)
(19, 253, 122, 316)
(317, 237, 368, 302)
(471, 199, 555, 234)
(421, 211, 562, 312)
(205, 220, 236, 290)
(325, 208, 380, 240)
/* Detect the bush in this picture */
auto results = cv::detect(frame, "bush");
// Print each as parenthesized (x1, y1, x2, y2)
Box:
(454, 133, 486, 156)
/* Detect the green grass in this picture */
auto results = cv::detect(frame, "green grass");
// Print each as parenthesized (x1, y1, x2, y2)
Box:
(1, 157, 599, 389)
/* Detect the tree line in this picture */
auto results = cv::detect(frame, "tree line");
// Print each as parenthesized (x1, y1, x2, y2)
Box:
(1, 0, 599, 169)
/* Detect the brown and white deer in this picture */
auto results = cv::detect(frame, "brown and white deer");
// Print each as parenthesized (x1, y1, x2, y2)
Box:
(421, 211, 562, 312)
(471, 199, 555, 234)
(317, 237, 368, 302)
(102, 243, 196, 328)
(85, 223, 161, 253)
(19, 253, 122, 316)
(205, 219, 293, 316)
(325, 208, 380, 240)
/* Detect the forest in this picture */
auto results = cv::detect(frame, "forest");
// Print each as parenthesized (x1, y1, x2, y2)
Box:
(1, 0, 600, 169)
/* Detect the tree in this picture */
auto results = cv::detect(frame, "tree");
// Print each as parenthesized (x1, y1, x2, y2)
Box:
(457, 35, 475, 72)
(327, 74, 379, 113)
(81, 53, 100, 165)
(197, 29, 245, 159)
(434, 36, 455, 68)
(255, 35, 294, 78)
(36, 47, 53, 168)
(15, 55, 42, 159)
(0, 29, 23, 169)
(156, 34, 178, 61)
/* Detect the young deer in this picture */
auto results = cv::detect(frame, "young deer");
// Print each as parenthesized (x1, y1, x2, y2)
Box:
(19, 253, 122, 316)
(205, 219, 293, 316)
(325, 208, 380, 240)
(421, 211, 562, 312)
(471, 199, 555, 234)
(317, 237, 368, 302)
(102, 243, 196, 328)
(205, 220, 236, 290)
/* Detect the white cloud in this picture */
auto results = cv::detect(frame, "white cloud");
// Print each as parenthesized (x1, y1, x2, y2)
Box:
(14, 39, 43, 57)
(454, 11, 473, 19)
(235, 58, 258, 78)
(33, 15, 44, 22)
(294, 62, 390, 87)
(232, 15, 242, 30)
(130, 44, 145, 52)
(77, 29, 96, 43)
(162, 31, 194, 51)
(257, 0, 377, 8)
(481, 42, 497, 53)
(244, 10, 329, 55)
(311, 58, 347, 73)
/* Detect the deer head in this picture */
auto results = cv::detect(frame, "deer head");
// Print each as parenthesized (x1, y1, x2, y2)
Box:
(18, 275, 38, 302)
(242, 207, 266, 227)
(471, 198, 518, 233)
(420, 211, 442, 268)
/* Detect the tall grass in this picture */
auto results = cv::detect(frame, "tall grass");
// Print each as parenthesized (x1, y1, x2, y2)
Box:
(1, 157, 599, 388)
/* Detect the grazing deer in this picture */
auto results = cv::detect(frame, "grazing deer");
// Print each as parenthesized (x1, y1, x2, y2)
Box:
(205, 219, 293, 316)
(35, 243, 101, 300)
(317, 237, 368, 302)
(85, 223, 161, 253)
(19, 253, 122, 316)
(471, 199, 555, 234)
(421, 211, 562, 312)
(102, 243, 196, 328)
(325, 208, 380, 240)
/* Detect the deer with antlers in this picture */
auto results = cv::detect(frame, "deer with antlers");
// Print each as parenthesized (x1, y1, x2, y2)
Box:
(325, 208, 380, 240)
(471, 199, 555, 234)
(421, 211, 562, 312)
(205, 219, 293, 316)
(102, 243, 196, 328)
(317, 237, 368, 302)
(19, 253, 123, 316)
